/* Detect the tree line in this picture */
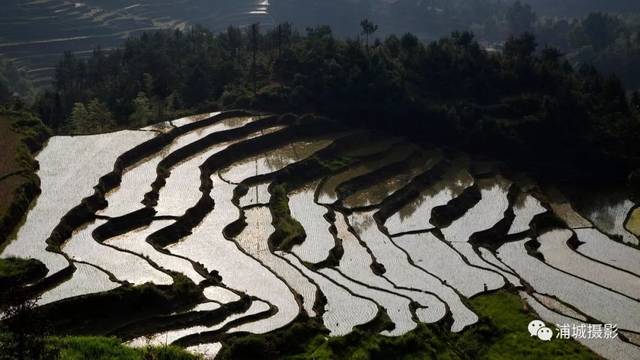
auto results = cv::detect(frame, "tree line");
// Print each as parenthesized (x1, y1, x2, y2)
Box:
(501, 2, 640, 90)
(31, 21, 640, 181)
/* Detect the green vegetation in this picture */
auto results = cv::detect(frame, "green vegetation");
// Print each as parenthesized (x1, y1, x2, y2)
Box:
(0, 257, 46, 291)
(268, 150, 357, 252)
(67, 99, 116, 135)
(469, 291, 594, 359)
(1, 274, 204, 359)
(315, 155, 354, 173)
(524, 0, 640, 17)
(520, 9, 640, 91)
(48, 336, 199, 360)
(34, 24, 640, 183)
(28, 274, 202, 336)
(0, 333, 201, 360)
(217, 290, 596, 359)
(268, 185, 306, 251)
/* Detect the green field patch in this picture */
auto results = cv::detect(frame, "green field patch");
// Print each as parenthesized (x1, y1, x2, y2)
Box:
(48, 336, 199, 360)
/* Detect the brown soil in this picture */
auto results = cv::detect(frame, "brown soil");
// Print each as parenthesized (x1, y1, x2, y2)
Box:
(0, 175, 23, 217)
(0, 117, 19, 177)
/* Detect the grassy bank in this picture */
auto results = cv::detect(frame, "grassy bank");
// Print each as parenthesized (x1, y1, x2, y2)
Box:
(26, 275, 202, 336)
(0, 276, 205, 358)
(0, 334, 201, 360)
(217, 290, 597, 359)
(47, 336, 200, 360)
(268, 185, 306, 251)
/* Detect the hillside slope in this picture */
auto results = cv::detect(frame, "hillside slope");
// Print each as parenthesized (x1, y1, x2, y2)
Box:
(0, 110, 49, 248)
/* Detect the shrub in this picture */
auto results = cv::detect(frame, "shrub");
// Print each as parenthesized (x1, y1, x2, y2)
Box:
(0, 257, 47, 291)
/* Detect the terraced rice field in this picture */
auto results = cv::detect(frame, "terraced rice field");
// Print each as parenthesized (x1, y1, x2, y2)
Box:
(0, 1, 273, 85)
(509, 193, 547, 235)
(580, 197, 639, 245)
(2, 111, 640, 359)
(383, 161, 474, 235)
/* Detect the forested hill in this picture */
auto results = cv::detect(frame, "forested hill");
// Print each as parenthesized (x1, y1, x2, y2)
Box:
(523, 0, 640, 16)
(34, 24, 640, 183)
(5, 0, 640, 89)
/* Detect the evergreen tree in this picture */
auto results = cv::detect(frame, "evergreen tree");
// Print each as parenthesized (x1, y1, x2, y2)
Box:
(86, 99, 115, 132)
(504, 33, 538, 60)
(69, 102, 90, 134)
(143, 73, 155, 96)
(129, 92, 153, 127)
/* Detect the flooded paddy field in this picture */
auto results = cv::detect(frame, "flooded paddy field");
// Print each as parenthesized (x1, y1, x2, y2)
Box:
(394, 232, 505, 297)
(579, 196, 639, 245)
(441, 176, 511, 243)
(3, 111, 640, 359)
(497, 240, 640, 333)
(383, 163, 474, 235)
(1, 129, 154, 277)
(508, 193, 547, 235)
(574, 228, 640, 276)
(289, 182, 335, 264)
(63, 220, 173, 286)
(537, 230, 640, 299)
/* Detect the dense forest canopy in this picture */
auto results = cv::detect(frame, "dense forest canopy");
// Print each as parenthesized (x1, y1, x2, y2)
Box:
(2, 1, 640, 184)
(4, 0, 640, 91)
(521, 0, 640, 16)
(526, 11, 640, 90)
(272, 0, 640, 39)
(33, 23, 640, 183)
